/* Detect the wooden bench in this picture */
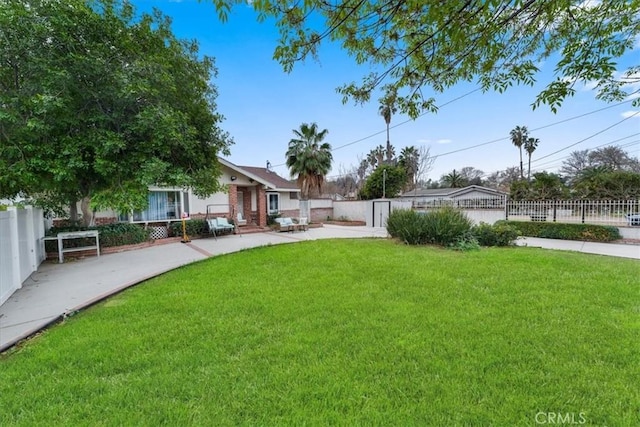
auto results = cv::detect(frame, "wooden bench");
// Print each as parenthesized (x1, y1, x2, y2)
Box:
(43, 230, 100, 264)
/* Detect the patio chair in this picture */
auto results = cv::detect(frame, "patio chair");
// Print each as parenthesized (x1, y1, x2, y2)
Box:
(297, 217, 308, 231)
(207, 217, 235, 240)
(236, 212, 248, 226)
(274, 217, 297, 232)
(216, 217, 235, 234)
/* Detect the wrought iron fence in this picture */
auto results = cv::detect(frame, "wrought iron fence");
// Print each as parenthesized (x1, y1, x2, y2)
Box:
(506, 200, 640, 226)
(411, 197, 507, 210)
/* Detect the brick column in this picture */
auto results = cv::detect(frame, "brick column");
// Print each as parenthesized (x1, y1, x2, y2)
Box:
(228, 184, 238, 218)
(242, 188, 251, 223)
(256, 185, 267, 227)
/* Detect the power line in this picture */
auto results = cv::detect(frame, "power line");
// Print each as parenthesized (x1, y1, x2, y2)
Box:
(530, 134, 640, 169)
(273, 92, 638, 171)
(531, 111, 640, 164)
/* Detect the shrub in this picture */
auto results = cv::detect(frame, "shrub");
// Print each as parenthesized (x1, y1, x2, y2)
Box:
(97, 223, 151, 247)
(473, 222, 521, 247)
(449, 231, 480, 251)
(499, 220, 621, 242)
(267, 214, 281, 226)
(386, 209, 426, 245)
(421, 206, 473, 246)
(168, 219, 208, 237)
(387, 207, 473, 247)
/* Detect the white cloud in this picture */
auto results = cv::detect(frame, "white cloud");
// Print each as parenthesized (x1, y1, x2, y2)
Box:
(436, 139, 452, 144)
(621, 110, 640, 119)
(416, 138, 431, 144)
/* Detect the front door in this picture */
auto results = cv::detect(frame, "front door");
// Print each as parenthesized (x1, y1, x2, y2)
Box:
(237, 191, 244, 216)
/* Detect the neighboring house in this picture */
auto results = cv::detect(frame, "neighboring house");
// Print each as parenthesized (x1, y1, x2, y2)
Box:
(104, 158, 300, 228)
(399, 185, 507, 208)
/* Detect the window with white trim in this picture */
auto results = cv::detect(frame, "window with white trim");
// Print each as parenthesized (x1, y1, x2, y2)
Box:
(267, 193, 279, 214)
(120, 190, 186, 222)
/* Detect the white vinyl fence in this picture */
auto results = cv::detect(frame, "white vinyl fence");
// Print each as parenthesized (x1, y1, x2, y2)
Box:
(0, 206, 46, 306)
(506, 199, 640, 227)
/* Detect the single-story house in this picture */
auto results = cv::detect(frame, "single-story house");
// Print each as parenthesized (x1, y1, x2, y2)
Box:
(94, 159, 301, 229)
(399, 185, 507, 208)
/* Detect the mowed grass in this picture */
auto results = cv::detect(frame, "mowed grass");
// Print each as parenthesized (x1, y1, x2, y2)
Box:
(1, 239, 638, 426)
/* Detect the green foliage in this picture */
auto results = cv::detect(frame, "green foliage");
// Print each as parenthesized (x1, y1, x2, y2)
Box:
(510, 172, 569, 200)
(448, 231, 480, 252)
(473, 222, 521, 247)
(44, 222, 150, 251)
(360, 165, 406, 199)
(421, 206, 474, 246)
(573, 170, 640, 199)
(387, 207, 473, 247)
(217, 1, 640, 117)
(385, 209, 426, 245)
(500, 220, 621, 242)
(0, 0, 232, 221)
(168, 219, 209, 237)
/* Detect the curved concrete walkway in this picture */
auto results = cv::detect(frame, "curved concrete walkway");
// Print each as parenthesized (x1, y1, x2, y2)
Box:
(1, 226, 637, 351)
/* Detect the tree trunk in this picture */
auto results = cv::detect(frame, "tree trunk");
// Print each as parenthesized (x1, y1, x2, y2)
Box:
(80, 196, 94, 227)
(519, 148, 524, 179)
(69, 202, 79, 224)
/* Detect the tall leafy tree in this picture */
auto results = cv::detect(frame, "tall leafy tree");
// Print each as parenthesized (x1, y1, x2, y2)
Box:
(0, 0, 232, 225)
(213, 0, 640, 116)
(588, 146, 640, 172)
(509, 126, 529, 180)
(560, 150, 592, 184)
(285, 122, 332, 199)
(524, 137, 540, 182)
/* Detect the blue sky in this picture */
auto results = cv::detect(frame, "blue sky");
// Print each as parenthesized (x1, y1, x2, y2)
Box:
(133, 0, 640, 182)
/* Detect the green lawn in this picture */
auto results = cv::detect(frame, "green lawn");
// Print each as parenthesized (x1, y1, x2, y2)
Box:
(1, 239, 638, 426)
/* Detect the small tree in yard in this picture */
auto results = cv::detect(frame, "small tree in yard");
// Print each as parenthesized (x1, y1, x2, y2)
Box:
(360, 165, 406, 199)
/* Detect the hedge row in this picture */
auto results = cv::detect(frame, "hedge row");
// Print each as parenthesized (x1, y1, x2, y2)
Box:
(168, 219, 209, 237)
(45, 223, 151, 251)
(498, 220, 621, 242)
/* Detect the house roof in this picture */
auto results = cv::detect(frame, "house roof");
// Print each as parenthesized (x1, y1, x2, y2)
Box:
(219, 159, 299, 191)
(401, 185, 507, 198)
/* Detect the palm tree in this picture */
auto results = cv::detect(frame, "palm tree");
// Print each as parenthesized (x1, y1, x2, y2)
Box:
(442, 169, 466, 188)
(373, 145, 385, 166)
(510, 125, 529, 179)
(286, 122, 332, 200)
(379, 100, 397, 163)
(524, 136, 539, 182)
(398, 146, 419, 190)
(366, 150, 378, 169)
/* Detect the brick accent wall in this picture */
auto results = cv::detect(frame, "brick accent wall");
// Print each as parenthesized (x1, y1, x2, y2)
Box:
(311, 207, 333, 223)
(280, 209, 301, 218)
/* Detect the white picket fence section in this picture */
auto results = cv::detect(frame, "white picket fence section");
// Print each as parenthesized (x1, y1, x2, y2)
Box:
(506, 200, 640, 226)
(0, 206, 46, 306)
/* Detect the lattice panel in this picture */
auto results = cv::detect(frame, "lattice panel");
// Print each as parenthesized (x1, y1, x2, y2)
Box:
(149, 226, 168, 240)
